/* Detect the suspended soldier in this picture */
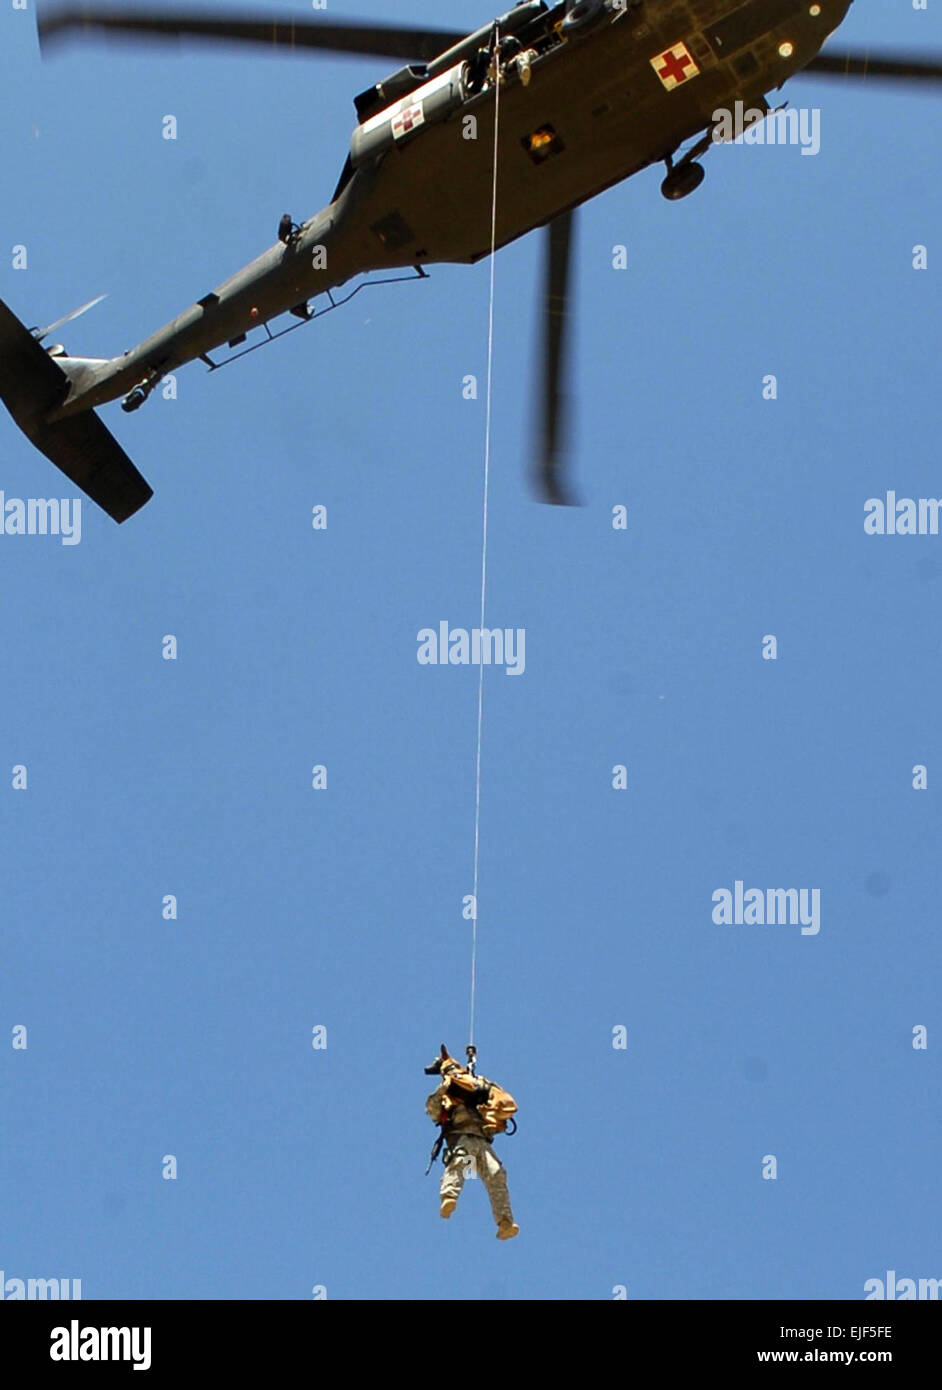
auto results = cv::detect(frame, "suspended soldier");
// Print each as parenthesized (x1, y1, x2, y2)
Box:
(425, 1044, 519, 1239)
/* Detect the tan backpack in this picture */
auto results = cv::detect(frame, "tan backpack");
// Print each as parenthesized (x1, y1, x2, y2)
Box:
(477, 1081, 517, 1137)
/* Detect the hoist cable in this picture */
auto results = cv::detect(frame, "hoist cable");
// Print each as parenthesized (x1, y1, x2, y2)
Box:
(469, 30, 502, 1050)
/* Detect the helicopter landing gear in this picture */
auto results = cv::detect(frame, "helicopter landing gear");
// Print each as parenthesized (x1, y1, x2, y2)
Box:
(661, 161, 705, 200)
(660, 125, 718, 201)
(121, 368, 162, 413)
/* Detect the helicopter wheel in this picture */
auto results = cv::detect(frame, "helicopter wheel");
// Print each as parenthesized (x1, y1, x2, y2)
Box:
(661, 162, 705, 201)
(121, 386, 149, 413)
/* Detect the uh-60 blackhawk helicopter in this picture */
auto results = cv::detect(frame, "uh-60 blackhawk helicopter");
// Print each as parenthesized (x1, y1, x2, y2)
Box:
(1, 1, 940, 522)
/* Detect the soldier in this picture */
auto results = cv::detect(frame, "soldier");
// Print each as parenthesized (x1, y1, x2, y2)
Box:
(425, 1044, 519, 1240)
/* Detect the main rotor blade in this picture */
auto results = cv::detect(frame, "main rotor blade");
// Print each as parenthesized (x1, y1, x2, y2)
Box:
(33, 292, 107, 342)
(537, 210, 577, 507)
(38, 5, 464, 63)
(798, 48, 942, 87)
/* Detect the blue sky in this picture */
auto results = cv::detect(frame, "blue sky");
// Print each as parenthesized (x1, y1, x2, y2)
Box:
(1, 1, 940, 1300)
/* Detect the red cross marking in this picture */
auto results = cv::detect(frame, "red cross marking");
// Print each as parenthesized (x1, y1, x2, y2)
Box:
(393, 104, 423, 137)
(653, 43, 699, 89)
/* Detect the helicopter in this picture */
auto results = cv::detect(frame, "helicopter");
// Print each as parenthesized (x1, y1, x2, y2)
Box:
(1, 0, 941, 523)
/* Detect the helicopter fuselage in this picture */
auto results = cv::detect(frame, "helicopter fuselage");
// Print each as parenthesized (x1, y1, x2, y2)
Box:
(51, 0, 853, 420)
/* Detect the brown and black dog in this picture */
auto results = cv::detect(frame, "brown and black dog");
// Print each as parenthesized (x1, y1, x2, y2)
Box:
(424, 1044, 516, 1137)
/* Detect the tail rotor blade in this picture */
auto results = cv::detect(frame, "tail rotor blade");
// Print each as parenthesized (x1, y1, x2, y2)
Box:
(33, 293, 107, 343)
(536, 209, 577, 506)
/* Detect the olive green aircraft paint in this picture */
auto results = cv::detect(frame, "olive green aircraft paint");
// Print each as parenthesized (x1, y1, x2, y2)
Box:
(2, 1, 938, 518)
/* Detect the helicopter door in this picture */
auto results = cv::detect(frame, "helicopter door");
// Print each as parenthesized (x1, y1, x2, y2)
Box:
(350, 63, 469, 168)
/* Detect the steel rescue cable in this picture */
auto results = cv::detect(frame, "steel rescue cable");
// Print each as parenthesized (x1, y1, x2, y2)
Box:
(469, 24, 502, 1052)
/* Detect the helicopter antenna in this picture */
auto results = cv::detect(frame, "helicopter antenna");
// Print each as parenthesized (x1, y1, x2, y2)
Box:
(469, 21, 502, 1051)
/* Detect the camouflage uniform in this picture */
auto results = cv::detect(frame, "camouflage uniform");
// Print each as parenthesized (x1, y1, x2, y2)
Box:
(426, 1090, 514, 1226)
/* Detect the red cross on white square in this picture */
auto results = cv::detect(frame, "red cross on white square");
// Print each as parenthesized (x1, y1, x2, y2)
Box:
(392, 103, 424, 139)
(651, 42, 700, 91)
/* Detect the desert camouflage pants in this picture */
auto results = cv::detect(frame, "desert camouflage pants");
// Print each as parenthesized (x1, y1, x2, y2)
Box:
(440, 1134, 514, 1224)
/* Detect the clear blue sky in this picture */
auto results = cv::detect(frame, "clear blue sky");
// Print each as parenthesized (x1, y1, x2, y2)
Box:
(2, 1, 940, 1300)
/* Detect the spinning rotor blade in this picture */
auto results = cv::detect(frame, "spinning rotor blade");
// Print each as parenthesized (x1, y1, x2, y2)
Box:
(38, 5, 465, 63)
(798, 48, 942, 87)
(32, 292, 107, 342)
(537, 210, 577, 507)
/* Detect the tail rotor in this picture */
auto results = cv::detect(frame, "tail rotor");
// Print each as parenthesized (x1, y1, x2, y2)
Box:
(30, 293, 107, 346)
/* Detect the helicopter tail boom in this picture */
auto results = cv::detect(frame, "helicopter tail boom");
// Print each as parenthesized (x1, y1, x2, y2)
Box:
(0, 297, 152, 523)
